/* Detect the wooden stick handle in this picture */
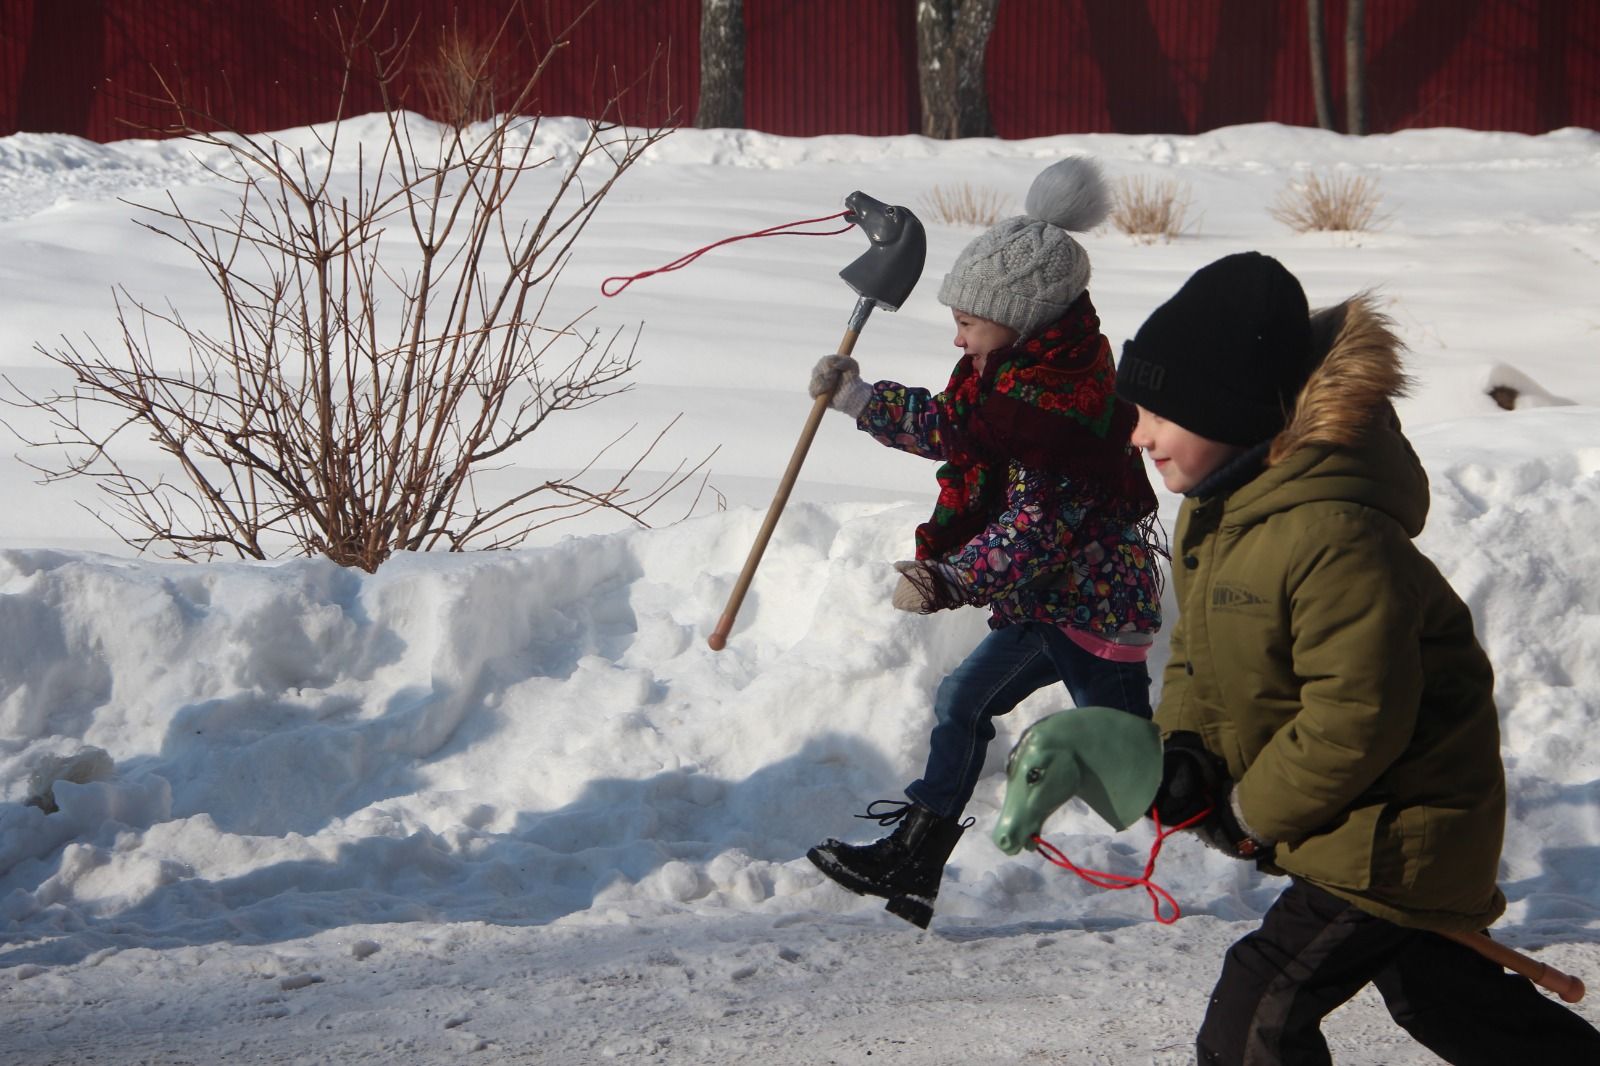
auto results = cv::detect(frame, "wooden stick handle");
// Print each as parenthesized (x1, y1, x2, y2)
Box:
(709, 314, 869, 651)
(1441, 929, 1586, 1003)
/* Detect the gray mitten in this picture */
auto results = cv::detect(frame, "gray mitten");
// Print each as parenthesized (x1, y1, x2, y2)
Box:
(891, 560, 968, 614)
(809, 355, 872, 418)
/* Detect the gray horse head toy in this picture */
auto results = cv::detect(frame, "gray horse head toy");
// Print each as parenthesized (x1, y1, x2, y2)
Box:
(838, 191, 926, 312)
(992, 706, 1164, 855)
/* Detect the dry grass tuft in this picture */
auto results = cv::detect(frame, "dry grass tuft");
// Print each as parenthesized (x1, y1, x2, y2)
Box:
(1110, 176, 1195, 243)
(920, 183, 1012, 228)
(1269, 171, 1388, 233)
(417, 24, 502, 129)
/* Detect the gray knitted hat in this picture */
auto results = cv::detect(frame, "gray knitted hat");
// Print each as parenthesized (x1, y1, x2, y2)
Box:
(937, 156, 1111, 339)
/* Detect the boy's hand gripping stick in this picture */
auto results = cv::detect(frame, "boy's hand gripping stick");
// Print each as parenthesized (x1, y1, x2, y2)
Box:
(708, 193, 925, 651)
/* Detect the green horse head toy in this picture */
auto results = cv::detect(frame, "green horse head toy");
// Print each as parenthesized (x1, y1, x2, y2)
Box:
(992, 706, 1164, 855)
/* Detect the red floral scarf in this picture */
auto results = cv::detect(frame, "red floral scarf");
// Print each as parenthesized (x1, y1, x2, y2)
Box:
(915, 292, 1157, 560)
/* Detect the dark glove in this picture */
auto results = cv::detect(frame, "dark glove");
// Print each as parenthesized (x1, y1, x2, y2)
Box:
(1151, 732, 1273, 861)
(890, 560, 967, 614)
(1151, 732, 1221, 826)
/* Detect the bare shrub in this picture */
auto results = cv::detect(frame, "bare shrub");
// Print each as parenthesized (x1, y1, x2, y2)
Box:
(4, 4, 711, 571)
(1269, 170, 1388, 233)
(1110, 175, 1195, 243)
(920, 182, 1011, 227)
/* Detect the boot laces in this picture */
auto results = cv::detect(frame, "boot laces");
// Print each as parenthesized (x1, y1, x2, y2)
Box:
(854, 799, 914, 826)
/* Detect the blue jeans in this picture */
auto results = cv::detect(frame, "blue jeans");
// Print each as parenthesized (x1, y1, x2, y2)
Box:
(905, 622, 1152, 819)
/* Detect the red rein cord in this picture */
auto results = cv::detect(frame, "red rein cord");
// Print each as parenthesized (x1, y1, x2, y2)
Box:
(600, 210, 856, 297)
(1031, 806, 1212, 925)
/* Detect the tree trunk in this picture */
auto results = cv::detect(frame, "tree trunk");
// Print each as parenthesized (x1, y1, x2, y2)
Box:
(953, 0, 998, 138)
(918, 0, 997, 139)
(695, 0, 743, 129)
(917, 0, 957, 138)
(1345, 0, 1366, 135)
(1306, 0, 1335, 131)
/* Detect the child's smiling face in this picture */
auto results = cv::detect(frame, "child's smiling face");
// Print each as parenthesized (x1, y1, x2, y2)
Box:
(1130, 406, 1247, 494)
(951, 309, 1018, 373)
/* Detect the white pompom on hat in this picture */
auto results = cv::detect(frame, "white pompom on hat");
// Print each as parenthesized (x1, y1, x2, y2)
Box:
(937, 156, 1110, 339)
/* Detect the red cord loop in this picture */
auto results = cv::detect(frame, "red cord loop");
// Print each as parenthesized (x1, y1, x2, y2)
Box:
(1031, 806, 1212, 925)
(601, 210, 855, 297)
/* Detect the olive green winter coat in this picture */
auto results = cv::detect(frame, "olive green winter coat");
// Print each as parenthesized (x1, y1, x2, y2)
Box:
(1157, 296, 1507, 934)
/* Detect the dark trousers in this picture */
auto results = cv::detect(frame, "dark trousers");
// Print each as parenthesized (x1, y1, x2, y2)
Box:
(905, 622, 1151, 819)
(1198, 879, 1600, 1065)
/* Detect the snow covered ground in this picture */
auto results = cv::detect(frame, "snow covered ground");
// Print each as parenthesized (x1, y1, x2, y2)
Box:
(1, 116, 1598, 1063)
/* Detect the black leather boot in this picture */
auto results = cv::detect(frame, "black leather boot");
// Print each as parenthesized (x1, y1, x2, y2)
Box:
(806, 800, 968, 929)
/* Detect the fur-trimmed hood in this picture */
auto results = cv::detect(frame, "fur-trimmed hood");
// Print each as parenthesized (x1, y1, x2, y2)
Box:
(1227, 293, 1430, 537)
(1268, 293, 1412, 466)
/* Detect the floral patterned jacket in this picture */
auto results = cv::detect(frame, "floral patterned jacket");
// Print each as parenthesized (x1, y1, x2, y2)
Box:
(860, 380, 1162, 637)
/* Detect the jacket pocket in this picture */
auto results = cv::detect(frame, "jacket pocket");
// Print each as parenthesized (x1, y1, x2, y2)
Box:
(1274, 803, 1387, 892)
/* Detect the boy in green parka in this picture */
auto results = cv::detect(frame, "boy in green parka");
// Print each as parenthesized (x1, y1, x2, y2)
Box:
(1114, 252, 1600, 1065)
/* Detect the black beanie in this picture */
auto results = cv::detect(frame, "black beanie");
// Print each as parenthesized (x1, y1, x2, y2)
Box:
(1115, 252, 1315, 446)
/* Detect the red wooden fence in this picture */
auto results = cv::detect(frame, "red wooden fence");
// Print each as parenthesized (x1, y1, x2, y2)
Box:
(1, 0, 1596, 142)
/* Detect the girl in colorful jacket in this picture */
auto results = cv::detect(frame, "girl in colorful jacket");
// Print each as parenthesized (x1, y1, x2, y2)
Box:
(804, 157, 1164, 928)
(1115, 251, 1600, 1064)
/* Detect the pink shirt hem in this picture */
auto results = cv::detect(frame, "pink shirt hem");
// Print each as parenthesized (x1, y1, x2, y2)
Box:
(1065, 627, 1152, 663)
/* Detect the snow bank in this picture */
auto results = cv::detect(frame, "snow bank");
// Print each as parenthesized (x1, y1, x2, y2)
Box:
(3, 409, 1597, 964)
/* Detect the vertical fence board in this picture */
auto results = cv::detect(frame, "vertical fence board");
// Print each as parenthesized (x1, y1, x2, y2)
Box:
(745, 0, 916, 136)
